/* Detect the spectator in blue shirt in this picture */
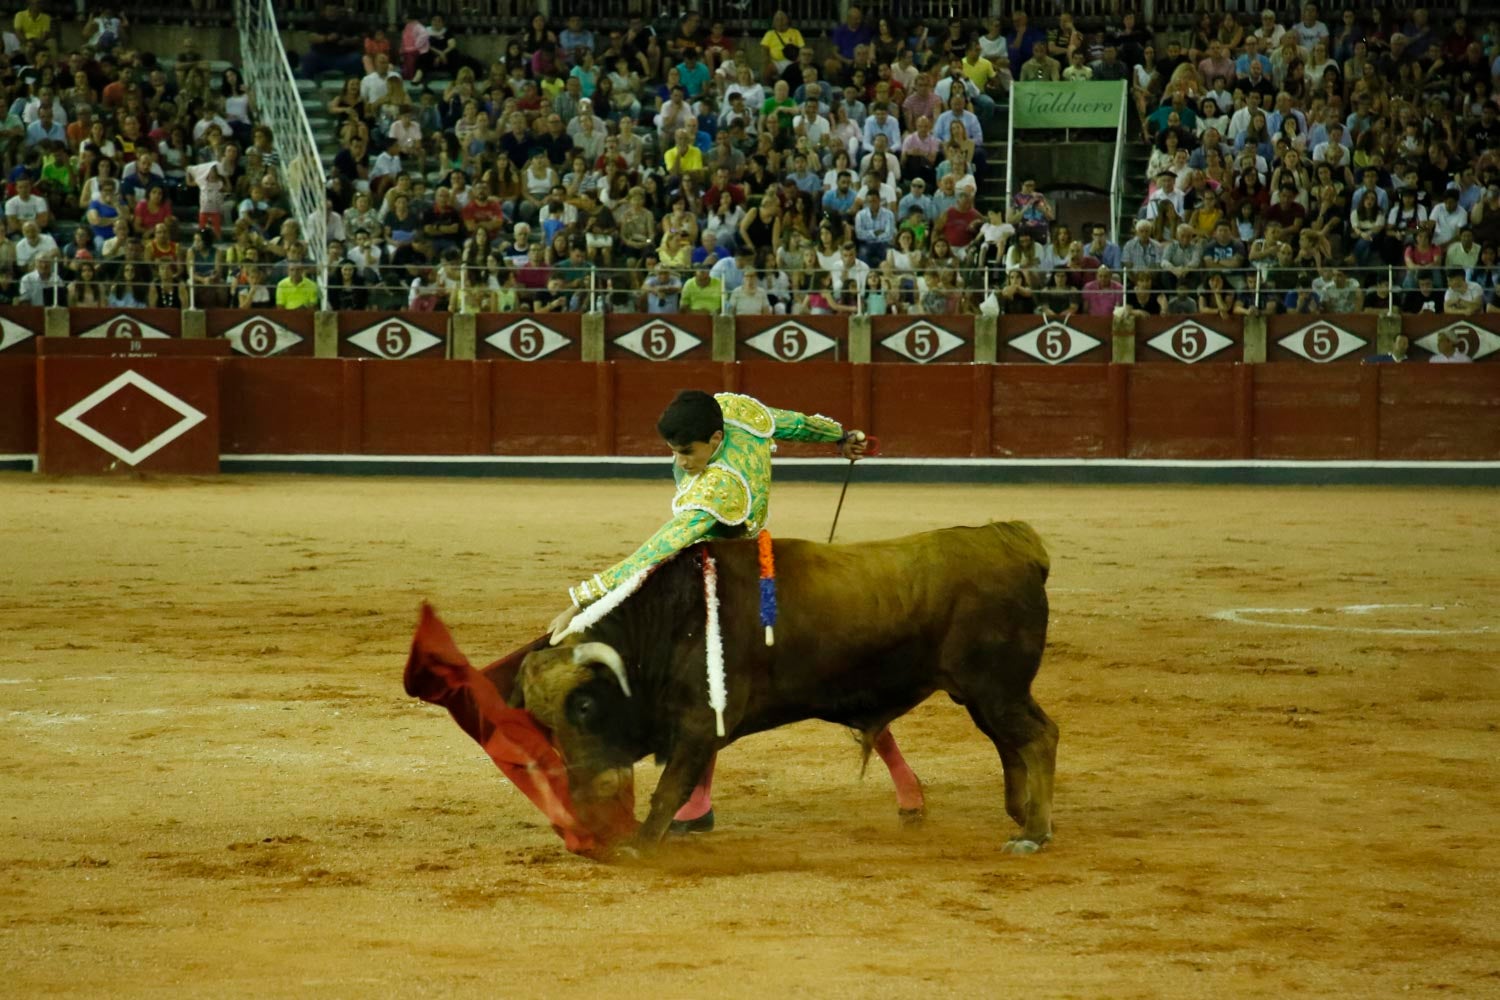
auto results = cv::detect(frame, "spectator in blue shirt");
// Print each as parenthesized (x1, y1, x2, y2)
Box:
(558, 15, 595, 65)
(788, 153, 823, 196)
(822, 170, 857, 231)
(676, 49, 711, 99)
(24, 103, 64, 148)
(897, 178, 932, 222)
(861, 102, 901, 155)
(1234, 37, 1273, 79)
(828, 5, 873, 77)
(854, 190, 896, 266)
(710, 247, 751, 294)
(934, 93, 982, 143)
(1005, 10, 1046, 65)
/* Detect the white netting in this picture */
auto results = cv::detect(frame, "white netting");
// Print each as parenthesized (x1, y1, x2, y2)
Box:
(235, 0, 328, 272)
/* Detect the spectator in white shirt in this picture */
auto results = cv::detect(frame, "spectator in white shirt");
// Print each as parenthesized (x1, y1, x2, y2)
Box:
(792, 101, 830, 149)
(5, 174, 49, 234)
(1443, 271, 1484, 315)
(1429, 188, 1468, 248)
(1255, 9, 1286, 49)
(728, 269, 772, 314)
(1292, 4, 1329, 50)
(830, 242, 870, 295)
(359, 52, 403, 106)
(1428, 331, 1475, 363)
(17, 255, 65, 305)
(14, 220, 57, 268)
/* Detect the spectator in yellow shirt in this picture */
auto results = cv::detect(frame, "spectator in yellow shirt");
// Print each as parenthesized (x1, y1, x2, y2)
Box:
(275, 264, 321, 310)
(664, 127, 706, 184)
(960, 42, 996, 91)
(679, 266, 723, 313)
(14, 0, 53, 50)
(759, 10, 805, 78)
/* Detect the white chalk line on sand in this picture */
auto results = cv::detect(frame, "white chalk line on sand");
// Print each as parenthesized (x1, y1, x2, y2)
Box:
(1211, 603, 1492, 636)
(5, 705, 263, 727)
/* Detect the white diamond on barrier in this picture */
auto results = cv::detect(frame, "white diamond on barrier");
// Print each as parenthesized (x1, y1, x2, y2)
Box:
(1414, 323, 1500, 361)
(223, 316, 303, 357)
(54, 370, 207, 467)
(486, 319, 572, 360)
(1145, 321, 1235, 363)
(743, 321, 838, 361)
(1277, 322, 1366, 362)
(0, 316, 32, 352)
(613, 320, 702, 360)
(1008, 323, 1103, 364)
(347, 319, 442, 359)
(879, 322, 965, 363)
(78, 315, 173, 339)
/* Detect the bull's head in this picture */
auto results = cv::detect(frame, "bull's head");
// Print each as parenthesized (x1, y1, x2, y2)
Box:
(509, 641, 637, 799)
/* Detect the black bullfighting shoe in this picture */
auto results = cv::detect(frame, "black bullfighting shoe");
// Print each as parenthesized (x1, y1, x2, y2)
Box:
(667, 809, 716, 835)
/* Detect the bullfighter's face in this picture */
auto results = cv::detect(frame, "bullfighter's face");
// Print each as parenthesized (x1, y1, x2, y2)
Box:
(670, 431, 723, 477)
(511, 642, 636, 800)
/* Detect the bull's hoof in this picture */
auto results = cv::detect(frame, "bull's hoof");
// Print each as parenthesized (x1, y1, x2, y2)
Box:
(898, 806, 926, 828)
(1002, 836, 1048, 855)
(667, 809, 715, 836)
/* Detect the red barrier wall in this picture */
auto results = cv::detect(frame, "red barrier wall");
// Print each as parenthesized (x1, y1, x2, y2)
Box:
(10, 307, 1500, 465)
(0, 356, 36, 452)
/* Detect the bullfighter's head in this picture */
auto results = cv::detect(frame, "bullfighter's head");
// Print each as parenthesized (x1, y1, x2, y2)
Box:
(509, 641, 636, 798)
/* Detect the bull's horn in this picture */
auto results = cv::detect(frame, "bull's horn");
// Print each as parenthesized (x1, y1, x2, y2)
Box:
(573, 642, 631, 697)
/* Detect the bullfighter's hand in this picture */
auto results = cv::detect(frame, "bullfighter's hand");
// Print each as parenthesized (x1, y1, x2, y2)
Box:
(840, 430, 869, 461)
(548, 604, 580, 645)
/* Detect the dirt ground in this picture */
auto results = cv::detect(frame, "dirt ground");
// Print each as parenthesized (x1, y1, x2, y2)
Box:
(2, 474, 1497, 999)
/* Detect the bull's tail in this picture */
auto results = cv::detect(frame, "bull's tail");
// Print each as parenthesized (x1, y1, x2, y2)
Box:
(989, 520, 1050, 584)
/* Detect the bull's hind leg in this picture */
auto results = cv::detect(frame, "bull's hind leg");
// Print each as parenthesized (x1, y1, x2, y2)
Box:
(872, 727, 926, 824)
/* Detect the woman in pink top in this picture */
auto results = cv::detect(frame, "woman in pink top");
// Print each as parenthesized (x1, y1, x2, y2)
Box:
(401, 15, 431, 81)
(1403, 229, 1442, 288)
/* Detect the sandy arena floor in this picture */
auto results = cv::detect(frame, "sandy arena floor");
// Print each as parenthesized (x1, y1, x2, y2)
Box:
(2, 474, 1497, 998)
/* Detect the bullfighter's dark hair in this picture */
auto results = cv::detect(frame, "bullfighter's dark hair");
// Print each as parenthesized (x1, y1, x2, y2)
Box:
(657, 390, 724, 447)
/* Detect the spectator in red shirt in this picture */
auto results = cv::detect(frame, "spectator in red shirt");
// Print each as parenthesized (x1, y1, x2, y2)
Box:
(133, 185, 173, 234)
(460, 182, 506, 239)
(1263, 185, 1307, 238)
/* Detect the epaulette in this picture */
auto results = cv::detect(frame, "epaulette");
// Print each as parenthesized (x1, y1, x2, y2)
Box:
(715, 392, 775, 438)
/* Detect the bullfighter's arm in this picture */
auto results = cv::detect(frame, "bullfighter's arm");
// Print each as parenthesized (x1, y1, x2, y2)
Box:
(769, 405, 846, 443)
(569, 508, 719, 608)
(716, 391, 845, 444)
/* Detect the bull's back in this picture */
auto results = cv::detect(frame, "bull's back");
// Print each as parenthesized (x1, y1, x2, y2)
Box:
(746, 522, 1049, 651)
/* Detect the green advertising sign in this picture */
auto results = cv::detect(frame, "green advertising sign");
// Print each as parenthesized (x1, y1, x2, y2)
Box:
(1011, 81, 1126, 129)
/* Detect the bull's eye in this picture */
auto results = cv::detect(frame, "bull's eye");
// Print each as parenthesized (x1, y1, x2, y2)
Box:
(567, 692, 598, 728)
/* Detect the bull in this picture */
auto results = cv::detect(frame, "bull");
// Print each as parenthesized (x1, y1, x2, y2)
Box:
(511, 521, 1057, 853)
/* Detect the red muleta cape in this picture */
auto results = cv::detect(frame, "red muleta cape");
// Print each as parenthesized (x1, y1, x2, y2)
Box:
(402, 604, 639, 856)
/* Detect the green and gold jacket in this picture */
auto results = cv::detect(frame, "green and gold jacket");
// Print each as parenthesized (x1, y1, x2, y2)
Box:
(569, 393, 844, 607)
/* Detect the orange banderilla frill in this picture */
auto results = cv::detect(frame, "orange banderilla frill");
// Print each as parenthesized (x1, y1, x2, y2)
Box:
(402, 604, 639, 856)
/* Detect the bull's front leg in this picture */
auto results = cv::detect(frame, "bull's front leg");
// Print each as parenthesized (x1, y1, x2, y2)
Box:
(636, 740, 717, 846)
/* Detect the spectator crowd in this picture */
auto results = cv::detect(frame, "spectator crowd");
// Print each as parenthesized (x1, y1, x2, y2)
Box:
(0, 2, 1496, 320)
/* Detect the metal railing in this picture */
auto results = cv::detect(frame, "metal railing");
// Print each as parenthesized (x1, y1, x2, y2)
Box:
(1004, 85, 1016, 221)
(1108, 85, 1128, 248)
(160, 258, 1483, 318)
